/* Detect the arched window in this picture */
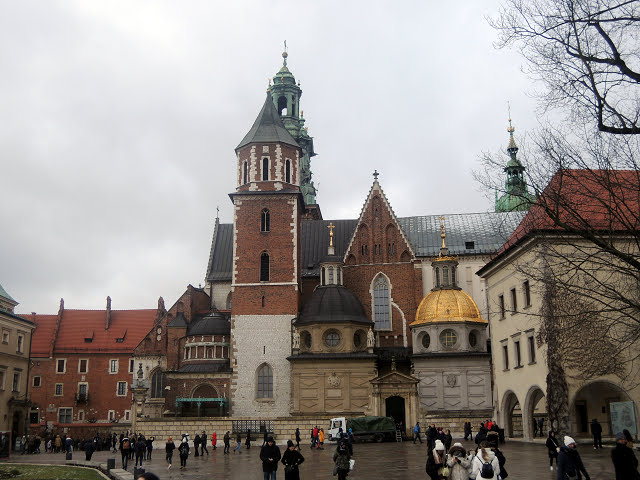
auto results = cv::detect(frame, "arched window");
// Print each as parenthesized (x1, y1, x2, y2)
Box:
(243, 161, 248, 184)
(257, 364, 273, 398)
(260, 252, 269, 281)
(261, 208, 270, 232)
(451, 267, 456, 286)
(277, 96, 287, 116)
(262, 158, 269, 180)
(321, 268, 326, 286)
(435, 267, 440, 288)
(373, 275, 391, 330)
(443, 267, 449, 286)
(285, 159, 291, 183)
(150, 370, 167, 398)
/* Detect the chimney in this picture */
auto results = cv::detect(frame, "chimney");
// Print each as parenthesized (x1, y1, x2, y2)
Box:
(105, 296, 111, 330)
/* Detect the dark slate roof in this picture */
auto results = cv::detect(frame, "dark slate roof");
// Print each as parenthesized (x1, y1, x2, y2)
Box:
(175, 361, 231, 374)
(397, 212, 526, 257)
(296, 285, 373, 326)
(206, 223, 233, 282)
(300, 219, 358, 277)
(167, 312, 188, 327)
(236, 93, 300, 150)
(186, 313, 230, 336)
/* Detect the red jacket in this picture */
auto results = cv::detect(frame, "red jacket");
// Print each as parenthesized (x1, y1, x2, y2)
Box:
(211, 433, 217, 445)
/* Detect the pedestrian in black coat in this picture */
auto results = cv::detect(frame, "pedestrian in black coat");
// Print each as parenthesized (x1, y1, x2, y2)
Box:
(165, 437, 175, 469)
(611, 432, 639, 480)
(260, 436, 281, 480)
(178, 438, 189, 469)
(281, 439, 304, 480)
(245, 429, 252, 449)
(83, 439, 95, 461)
(557, 436, 590, 480)
(463, 421, 472, 441)
(193, 434, 200, 457)
(590, 419, 603, 449)
(546, 430, 560, 471)
(295, 428, 301, 450)
(444, 430, 452, 452)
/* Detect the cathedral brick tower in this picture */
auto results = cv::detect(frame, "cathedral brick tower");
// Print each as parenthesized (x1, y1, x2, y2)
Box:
(229, 84, 303, 416)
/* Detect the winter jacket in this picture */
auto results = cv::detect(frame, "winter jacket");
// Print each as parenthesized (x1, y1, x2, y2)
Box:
(492, 447, 508, 479)
(446, 446, 470, 480)
(178, 441, 189, 458)
(426, 449, 447, 480)
(281, 448, 305, 480)
(546, 433, 560, 458)
(557, 446, 589, 480)
(471, 449, 500, 480)
(260, 442, 282, 472)
(590, 421, 602, 436)
(165, 441, 175, 454)
(611, 443, 639, 480)
(333, 445, 351, 471)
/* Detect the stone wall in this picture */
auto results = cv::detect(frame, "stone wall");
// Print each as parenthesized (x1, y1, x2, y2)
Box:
(419, 409, 493, 438)
(135, 416, 334, 445)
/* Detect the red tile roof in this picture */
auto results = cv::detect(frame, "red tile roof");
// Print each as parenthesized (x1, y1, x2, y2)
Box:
(485, 169, 640, 268)
(31, 308, 156, 355)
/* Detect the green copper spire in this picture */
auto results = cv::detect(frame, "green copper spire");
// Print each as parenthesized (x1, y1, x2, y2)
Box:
(270, 45, 317, 205)
(495, 117, 536, 212)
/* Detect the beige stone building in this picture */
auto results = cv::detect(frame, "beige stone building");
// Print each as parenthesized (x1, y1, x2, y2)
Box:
(0, 283, 34, 449)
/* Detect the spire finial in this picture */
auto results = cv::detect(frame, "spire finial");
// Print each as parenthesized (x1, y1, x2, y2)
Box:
(506, 102, 518, 152)
(327, 222, 335, 247)
(282, 40, 288, 66)
(438, 215, 447, 250)
(216, 206, 219, 220)
(373, 170, 379, 181)
(507, 101, 514, 133)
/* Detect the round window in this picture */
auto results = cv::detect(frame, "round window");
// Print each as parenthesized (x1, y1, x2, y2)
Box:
(469, 331, 477, 348)
(421, 334, 431, 349)
(439, 329, 458, 348)
(325, 330, 340, 347)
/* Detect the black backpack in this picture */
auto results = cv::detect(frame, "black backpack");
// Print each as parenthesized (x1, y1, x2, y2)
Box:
(480, 459, 494, 478)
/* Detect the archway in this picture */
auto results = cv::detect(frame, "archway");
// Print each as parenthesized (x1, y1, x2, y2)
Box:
(385, 396, 405, 432)
(501, 391, 523, 438)
(569, 380, 634, 437)
(11, 411, 23, 449)
(524, 386, 546, 439)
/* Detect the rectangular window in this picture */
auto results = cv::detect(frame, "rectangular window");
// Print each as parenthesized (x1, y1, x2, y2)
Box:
(16, 334, 24, 354)
(124, 410, 131, 422)
(502, 344, 509, 370)
(78, 359, 88, 374)
(29, 411, 39, 424)
(523, 280, 531, 307)
(56, 359, 66, 374)
(77, 410, 84, 422)
(515, 341, 522, 367)
(117, 381, 127, 396)
(0, 370, 5, 390)
(510, 288, 517, 312)
(129, 359, 135, 374)
(108, 410, 115, 421)
(12, 373, 20, 392)
(78, 383, 88, 395)
(58, 408, 72, 424)
(109, 359, 118, 374)
(32, 376, 41, 388)
(55, 383, 63, 396)
(2, 330, 8, 344)
(528, 334, 536, 363)
(499, 295, 505, 319)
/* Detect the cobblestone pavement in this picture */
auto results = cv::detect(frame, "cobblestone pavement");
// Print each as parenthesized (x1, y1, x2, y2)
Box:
(1, 438, 627, 479)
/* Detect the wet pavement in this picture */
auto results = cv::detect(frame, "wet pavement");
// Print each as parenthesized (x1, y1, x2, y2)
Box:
(1, 438, 626, 479)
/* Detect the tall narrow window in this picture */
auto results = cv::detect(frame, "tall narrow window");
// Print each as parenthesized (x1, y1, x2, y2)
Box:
(150, 371, 167, 398)
(503, 344, 509, 370)
(451, 267, 456, 286)
(528, 335, 536, 363)
(435, 267, 440, 288)
(261, 209, 270, 232)
(523, 280, 531, 307)
(257, 364, 273, 398)
(443, 267, 449, 286)
(515, 340, 522, 367)
(260, 252, 270, 282)
(511, 288, 518, 312)
(285, 159, 291, 183)
(499, 295, 505, 319)
(328, 266, 334, 284)
(373, 275, 391, 330)
(243, 161, 248, 184)
(262, 158, 269, 180)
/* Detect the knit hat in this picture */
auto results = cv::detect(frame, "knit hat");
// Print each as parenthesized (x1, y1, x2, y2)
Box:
(564, 436, 576, 446)
(267, 436, 274, 443)
(616, 432, 626, 442)
(435, 439, 445, 450)
(453, 442, 463, 448)
(287, 440, 294, 448)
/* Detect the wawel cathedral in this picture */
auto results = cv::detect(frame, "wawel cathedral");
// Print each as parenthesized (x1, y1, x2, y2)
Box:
(127, 50, 530, 435)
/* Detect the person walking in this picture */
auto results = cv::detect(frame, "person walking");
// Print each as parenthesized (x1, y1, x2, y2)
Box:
(611, 432, 639, 480)
(464, 421, 472, 441)
(120, 435, 131, 470)
(135, 435, 146, 467)
(83, 439, 96, 461)
(317, 428, 325, 449)
(54, 434, 62, 454)
(471, 442, 499, 480)
(426, 440, 448, 480)
(201, 431, 208, 456)
(446, 442, 470, 480)
(546, 430, 560, 471)
(281, 439, 304, 480)
(591, 419, 603, 449)
(223, 431, 230, 454)
(245, 429, 252, 449)
(295, 428, 301, 450)
(533, 417, 539, 437)
(333, 439, 351, 480)
(193, 433, 200, 457)
(537, 418, 544, 438)
(165, 436, 175, 470)
(211, 431, 217, 450)
(311, 426, 318, 449)
(146, 436, 154, 460)
(260, 436, 281, 480)
(444, 429, 453, 452)
(178, 437, 190, 470)
(413, 422, 423, 444)
(234, 432, 242, 454)
(557, 436, 590, 480)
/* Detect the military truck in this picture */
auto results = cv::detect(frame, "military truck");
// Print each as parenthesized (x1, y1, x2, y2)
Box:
(327, 416, 397, 443)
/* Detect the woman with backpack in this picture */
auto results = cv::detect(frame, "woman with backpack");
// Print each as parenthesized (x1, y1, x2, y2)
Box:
(178, 437, 190, 469)
(471, 441, 500, 480)
(333, 439, 351, 480)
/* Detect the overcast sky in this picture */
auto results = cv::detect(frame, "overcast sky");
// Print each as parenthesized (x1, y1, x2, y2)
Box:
(1, 0, 540, 314)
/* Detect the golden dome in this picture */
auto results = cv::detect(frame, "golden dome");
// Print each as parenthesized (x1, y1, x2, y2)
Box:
(411, 289, 486, 327)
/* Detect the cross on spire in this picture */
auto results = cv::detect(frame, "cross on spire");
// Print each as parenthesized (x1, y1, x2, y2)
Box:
(373, 170, 379, 181)
(438, 215, 447, 250)
(327, 222, 335, 247)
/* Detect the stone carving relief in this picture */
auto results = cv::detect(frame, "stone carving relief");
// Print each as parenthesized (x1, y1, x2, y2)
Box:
(327, 373, 341, 388)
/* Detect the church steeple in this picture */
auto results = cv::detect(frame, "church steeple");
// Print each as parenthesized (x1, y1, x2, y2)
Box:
(269, 45, 318, 206)
(495, 116, 536, 212)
